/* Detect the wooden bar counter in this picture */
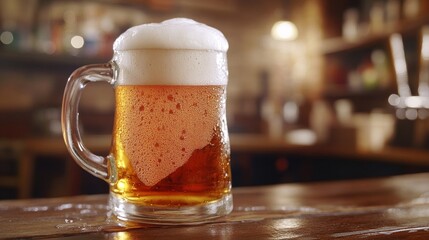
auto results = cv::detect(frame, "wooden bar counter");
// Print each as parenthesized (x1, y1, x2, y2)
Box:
(13, 134, 428, 197)
(1, 173, 429, 239)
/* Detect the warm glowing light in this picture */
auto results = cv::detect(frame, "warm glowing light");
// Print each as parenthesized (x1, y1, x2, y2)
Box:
(422, 27, 429, 60)
(115, 232, 132, 240)
(396, 109, 406, 120)
(390, 34, 412, 97)
(388, 94, 400, 106)
(405, 96, 422, 108)
(271, 21, 298, 41)
(419, 109, 429, 119)
(405, 108, 418, 120)
(422, 35, 429, 60)
(285, 129, 317, 145)
(71, 35, 84, 49)
(283, 101, 298, 123)
(0, 31, 13, 45)
(117, 179, 128, 191)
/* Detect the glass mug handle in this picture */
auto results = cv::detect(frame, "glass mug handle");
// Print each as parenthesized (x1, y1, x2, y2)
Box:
(61, 61, 117, 182)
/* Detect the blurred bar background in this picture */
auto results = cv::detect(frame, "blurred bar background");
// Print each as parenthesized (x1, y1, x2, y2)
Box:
(1, 0, 429, 199)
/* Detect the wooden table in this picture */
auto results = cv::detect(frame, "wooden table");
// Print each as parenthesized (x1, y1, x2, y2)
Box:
(1, 173, 429, 239)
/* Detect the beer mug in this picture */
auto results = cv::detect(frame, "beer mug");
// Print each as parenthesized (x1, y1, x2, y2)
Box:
(62, 18, 232, 224)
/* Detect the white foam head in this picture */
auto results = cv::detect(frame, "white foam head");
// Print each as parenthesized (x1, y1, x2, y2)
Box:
(114, 18, 228, 51)
(113, 18, 229, 86)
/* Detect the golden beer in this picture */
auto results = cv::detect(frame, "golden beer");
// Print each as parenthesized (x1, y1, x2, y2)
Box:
(63, 18, 232, 223)
(111, 85, 231, 206)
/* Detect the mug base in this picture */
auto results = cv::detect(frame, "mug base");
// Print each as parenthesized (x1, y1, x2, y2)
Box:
(109, 192, 233, 225)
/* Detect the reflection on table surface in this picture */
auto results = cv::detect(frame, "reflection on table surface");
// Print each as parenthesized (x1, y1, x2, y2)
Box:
(1, 173, 429, 239)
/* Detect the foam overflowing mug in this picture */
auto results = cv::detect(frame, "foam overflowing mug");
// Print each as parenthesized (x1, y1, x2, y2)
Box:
(62, 18, 232, 224)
